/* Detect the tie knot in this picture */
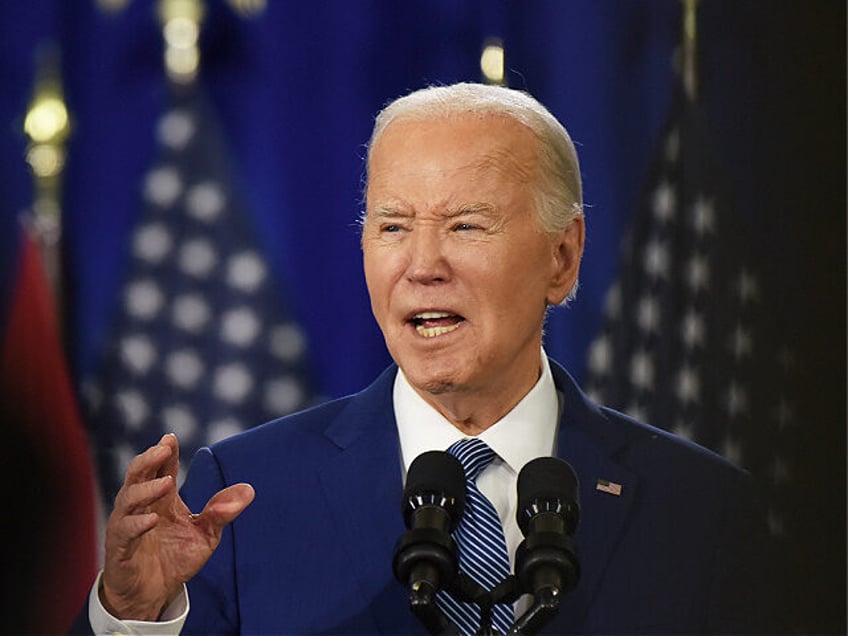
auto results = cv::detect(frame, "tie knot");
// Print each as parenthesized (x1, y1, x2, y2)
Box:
(447, 438, 496, 481)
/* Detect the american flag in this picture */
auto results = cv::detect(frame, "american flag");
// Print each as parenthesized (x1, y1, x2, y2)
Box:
(583, 89, 799, 540)
(85, 89, 320, 501)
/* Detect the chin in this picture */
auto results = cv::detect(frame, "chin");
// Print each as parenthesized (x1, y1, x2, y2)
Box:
(401, 363, 461, 396)
(419, 380, 457, 395)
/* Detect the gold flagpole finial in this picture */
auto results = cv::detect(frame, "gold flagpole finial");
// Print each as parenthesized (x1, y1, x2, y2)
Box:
(22, 42, 71, 308)
(226, 0, 266, 18)
(480, 37, 506, 87)
(680, 0, 700, 101)
(23, 43, 70, 240)
(158, 0, 206, 85)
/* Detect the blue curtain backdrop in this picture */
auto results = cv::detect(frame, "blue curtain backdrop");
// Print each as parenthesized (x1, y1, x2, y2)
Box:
(0, 1, 844, 632)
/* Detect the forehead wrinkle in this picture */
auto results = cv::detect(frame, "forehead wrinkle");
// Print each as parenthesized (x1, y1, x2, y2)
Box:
(472, 147, 537, 184)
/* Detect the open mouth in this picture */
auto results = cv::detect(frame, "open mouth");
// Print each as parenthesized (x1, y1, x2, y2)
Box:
(408, 311, 465, 338)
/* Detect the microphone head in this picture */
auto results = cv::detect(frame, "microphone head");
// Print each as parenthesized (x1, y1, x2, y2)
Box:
(403, 450, 466, 531)
(516, 457, 580, 536)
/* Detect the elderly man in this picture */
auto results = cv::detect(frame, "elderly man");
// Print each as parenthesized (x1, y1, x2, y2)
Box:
(83, 83, 767, 634)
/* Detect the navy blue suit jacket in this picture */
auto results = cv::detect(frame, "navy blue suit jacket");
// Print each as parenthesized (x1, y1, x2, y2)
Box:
(173, 359, 770, 634)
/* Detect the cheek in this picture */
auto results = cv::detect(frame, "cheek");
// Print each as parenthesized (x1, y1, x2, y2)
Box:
(363, 253, 396, 319)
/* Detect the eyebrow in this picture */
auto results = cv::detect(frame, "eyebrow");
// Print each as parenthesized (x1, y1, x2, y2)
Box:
(368, 205, 409, 219)
(369, 202, 497, 219)
(446, 202, 497, 218)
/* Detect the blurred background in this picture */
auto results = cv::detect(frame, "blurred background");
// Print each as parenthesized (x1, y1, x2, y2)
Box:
(0, 1, 844, 633)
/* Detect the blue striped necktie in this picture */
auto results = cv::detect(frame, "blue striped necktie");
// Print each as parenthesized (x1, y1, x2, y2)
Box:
(438, 438, 514, 635)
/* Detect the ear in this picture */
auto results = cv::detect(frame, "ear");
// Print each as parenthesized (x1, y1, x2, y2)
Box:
(546, 215, 585, 305)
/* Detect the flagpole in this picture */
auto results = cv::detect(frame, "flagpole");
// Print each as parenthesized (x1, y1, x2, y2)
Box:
(23, 42, 70, 329)
(680, 0, 700, 102)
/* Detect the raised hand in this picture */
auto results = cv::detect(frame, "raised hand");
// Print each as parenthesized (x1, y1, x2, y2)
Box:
(100, 433, 255, 620)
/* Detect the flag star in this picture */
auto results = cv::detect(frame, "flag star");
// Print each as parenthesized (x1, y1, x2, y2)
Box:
(730, 324, 753, 360)
(221, 306, 262, 347)
(213, 363, 254, 404)
(114, 389, 150, 431)
(269, 323, 307, 362)
(681, 308, 705, 349)
(227, 251, 266, 292)
(133, 222, 173, 264)
(584, 386, 604, 404)
(162, 404, 198, 442)
(144, 165, 183, 208)
(775, 398, 794, 430)
(663, 127, 680, 162)
(637, 295, 661, 334)
(724, 381, 749, 418)
(206, 417, 244, 445)
(120, 334, 157, 375)
(186, 181, 226, 222)
(686, 253, 710, 293)
(178, 238, 218, 278)
(643, 238, 670, 279)
(675, 364, 700, 404)
(735, 269, 759, 303)
(719, 436, 743, 466)
(157, 109, 196, 150)
(778, 347, 796, 372)
(624, 401, 648, 423)
(691, 196, 716, 236)
(264, 376, 305, 414)
(767, 510, 786, 538)
(629, 349, 655, 390)
(651, 180, 676, 223)
(81, 380, 104, 412)
(172, 293, 211, 333)
(165, 349, 205, 389)
(672, 419, 695, 441)
(115, 443, 138, 481)
(603, 282, 622, 320)
(587, 334, 613, 376)
(125, 279, 165, 321)
(771, 457, 790, 484)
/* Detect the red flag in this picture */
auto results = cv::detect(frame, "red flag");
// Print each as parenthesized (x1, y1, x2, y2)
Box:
(0, 229, 97, 633)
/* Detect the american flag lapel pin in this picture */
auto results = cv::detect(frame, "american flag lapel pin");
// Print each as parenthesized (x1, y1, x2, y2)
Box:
(596, 478, 623, 496)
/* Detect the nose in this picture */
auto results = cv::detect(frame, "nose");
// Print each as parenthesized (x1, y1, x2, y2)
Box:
(405, 226, 450, 285)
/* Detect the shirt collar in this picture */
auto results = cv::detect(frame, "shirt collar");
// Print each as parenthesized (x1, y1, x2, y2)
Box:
(394, 349, 559, 475)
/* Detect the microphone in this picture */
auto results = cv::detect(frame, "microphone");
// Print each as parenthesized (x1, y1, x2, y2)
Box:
(393, 451, 466, 632)
(514, 457, 580, 611)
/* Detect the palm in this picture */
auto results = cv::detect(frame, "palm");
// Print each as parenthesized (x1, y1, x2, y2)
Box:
(102, 435, 254, 620)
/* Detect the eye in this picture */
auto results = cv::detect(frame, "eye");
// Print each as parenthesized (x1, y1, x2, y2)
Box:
(453, 222, 480, 232)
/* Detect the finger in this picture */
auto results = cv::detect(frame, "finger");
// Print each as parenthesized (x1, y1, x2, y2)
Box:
(116, 475, 175, 515)
(198, 483, 256, 530)
(107, 512, 159, 560)
(157, 433, 181, 481)
(123, 442, 173, 487)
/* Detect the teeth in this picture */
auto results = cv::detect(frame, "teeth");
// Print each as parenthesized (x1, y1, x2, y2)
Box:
(416, 323, 461, 338)
(414, 311, 452, 319)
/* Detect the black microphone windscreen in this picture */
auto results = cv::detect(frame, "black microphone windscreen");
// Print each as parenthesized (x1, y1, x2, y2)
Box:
(403, 451, 466, 527)
(516, 457, 579, 535)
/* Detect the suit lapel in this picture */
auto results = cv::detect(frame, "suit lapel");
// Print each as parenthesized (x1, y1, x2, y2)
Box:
(316, 366, 421, 633)
(549, 361, 638, 629)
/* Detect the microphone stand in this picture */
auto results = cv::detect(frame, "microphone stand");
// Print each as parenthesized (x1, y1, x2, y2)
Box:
(507, 586, 561, 636)
(407, 570, 563, 636)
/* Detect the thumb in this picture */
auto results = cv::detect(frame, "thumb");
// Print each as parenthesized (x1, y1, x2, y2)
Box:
(200, 483, 255, 529)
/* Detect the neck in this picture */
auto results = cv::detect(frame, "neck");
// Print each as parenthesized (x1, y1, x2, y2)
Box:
(413, 362, 542, 436)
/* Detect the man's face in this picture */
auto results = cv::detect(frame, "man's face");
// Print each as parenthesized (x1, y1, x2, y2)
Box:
(362, 113, 582, 408)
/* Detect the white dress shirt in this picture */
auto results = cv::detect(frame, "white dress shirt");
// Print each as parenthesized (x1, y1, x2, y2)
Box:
(89, 350, 560, 634)
(394, 350, 560, 572)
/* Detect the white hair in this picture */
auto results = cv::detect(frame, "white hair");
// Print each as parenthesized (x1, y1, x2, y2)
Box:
(365, 82, 584, 234)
